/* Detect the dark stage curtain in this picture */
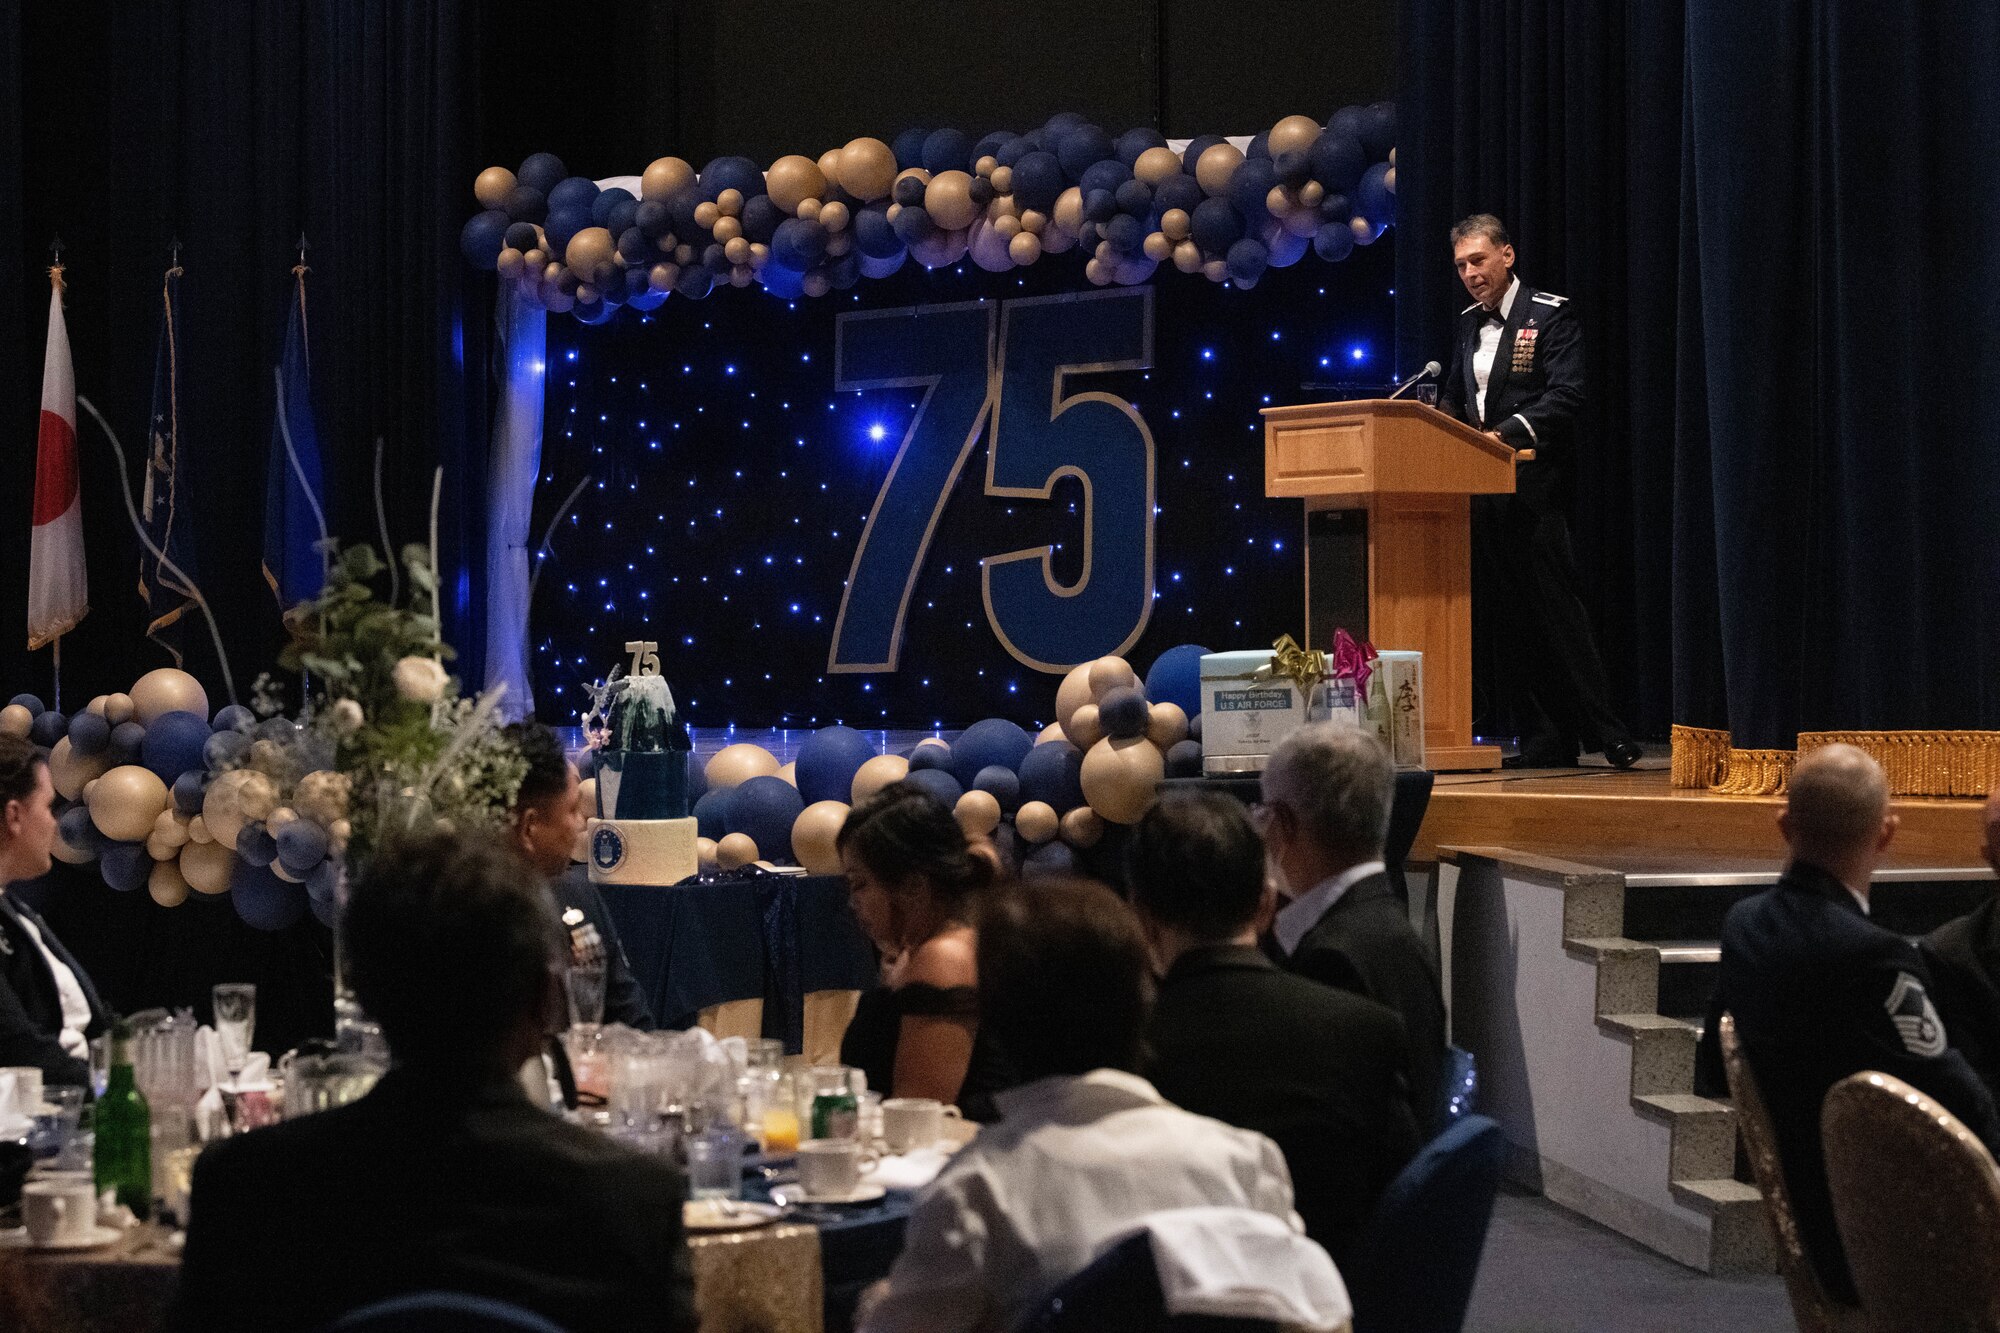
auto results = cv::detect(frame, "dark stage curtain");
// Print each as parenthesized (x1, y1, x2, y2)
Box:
(1399, 1, 2000, 747)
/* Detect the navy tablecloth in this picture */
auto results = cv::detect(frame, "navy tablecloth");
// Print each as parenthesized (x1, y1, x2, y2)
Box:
(743, 1174, 913, 1333)
(598, 872, 879, 1049)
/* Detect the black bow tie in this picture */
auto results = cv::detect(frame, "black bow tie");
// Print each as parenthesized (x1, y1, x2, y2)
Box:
(1477, 305, 1505, 326)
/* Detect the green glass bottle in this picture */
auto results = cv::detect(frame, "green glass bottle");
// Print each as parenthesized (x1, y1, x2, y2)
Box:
(94, 1019, 152, 1220)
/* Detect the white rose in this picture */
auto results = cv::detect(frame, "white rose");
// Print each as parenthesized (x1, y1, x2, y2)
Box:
(329, 698, 365, 734)
(392, 656, 450, 704)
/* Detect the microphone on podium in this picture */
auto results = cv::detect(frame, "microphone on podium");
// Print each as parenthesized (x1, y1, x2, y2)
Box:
(1387, 361, 1443, 400)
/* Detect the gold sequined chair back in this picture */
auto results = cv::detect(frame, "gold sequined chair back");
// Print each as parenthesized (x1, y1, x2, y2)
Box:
(1717, 1014, 1870, 1333)
(1823, 1070, 2000, 1333)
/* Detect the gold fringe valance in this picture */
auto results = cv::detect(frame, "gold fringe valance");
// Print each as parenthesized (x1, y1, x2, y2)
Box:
(1670, 725, 1732, 789)
(1671, 725, 2000, 798)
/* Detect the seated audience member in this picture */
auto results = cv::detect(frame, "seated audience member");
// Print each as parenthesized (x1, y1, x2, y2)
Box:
(860, 877, 1312, 1333)
(0, 733, 107, 1086)
(504, 721, 654, 1030)
(1696, 744, 2000, 1305)
(1920, 786, 2000, 1094)
(172, 832, 696, 1333)
(1260, 724, 1447, 1123)
(838, 783, 1010, 1118)
(1132, 790, 1420, 1266)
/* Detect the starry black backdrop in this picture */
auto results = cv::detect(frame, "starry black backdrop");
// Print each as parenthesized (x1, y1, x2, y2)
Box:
(530, 242, 1395, 730)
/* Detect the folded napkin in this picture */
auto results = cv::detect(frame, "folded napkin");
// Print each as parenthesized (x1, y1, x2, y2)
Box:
(1139, 1206, 1351, 1331)
(869, 1147, 952, 1193)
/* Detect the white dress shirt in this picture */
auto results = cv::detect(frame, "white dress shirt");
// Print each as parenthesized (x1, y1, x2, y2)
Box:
(1471, 274, 1521, 423)
(860, 1068, 1303, 1333)
(12, 909, 92, 1059)
(1272, 860, 1388, 959)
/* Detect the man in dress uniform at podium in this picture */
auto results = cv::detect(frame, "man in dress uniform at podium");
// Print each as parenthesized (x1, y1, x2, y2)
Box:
(1438, 214, 1639, 769)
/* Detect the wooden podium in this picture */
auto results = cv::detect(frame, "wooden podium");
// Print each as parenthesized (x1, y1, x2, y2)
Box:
(1259, 399, 1525, 771)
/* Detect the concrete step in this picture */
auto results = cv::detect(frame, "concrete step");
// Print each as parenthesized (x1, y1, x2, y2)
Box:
(1669, 1178, 1778, 1276)
(1633, 1093, 1735, 1182)
(1599, 1013, 1699, 1097)
(1565, 936, 1661, 1017)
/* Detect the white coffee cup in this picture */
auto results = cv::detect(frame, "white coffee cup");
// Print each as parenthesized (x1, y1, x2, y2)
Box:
(797, 1138, 878, 1198)
(22, 1177, 97, 1246)
(881, 1097, 960, 1152)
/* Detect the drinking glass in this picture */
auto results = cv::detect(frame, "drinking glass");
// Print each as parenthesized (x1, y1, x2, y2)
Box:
(33, 1087, 83, 1165)
(566, 965, 607, 1029)
(212, 983, 257, 1076)
(686, 1128, 744, 1200)
(88, 1034, 110, 1100)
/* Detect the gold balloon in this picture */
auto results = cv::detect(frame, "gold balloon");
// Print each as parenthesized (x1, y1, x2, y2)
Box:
(955, 790, 1002, 837)
(1015, 800, 1059, 844)
(1384, 165, 1396, 193)
(294, 770, 351, 826)
(1134, 146, 1182, 185)
(674, 243, 695, 264)
(497, 247, 526, 279)
(765, 155, 828, 213)
(186, 815, 213, 845)
(749, 243, 770, 266)
(1036, 722, 1064, 745)
(565, 226, 616, 275)
(724, 236, 751, 265)
(796, 198, 822, 221)
(0, 704, 32, 738)
(1142, 231, 1171, 262)
(1203, 258, 1229, 282)
(990, 166, 1014, 196)
(1299, 180, 1326, 207)
(1088, 656, 1139, 699)
(104, 693, 135, 725)
(706, 743, 780, 789)
(717, 833, 760, 870)
(149, 858, 191, 908)
(86, 696, 108, 717)
(836, 137, 898, 202)
(1009, 231, 1043, 265)
(924, 171, 978, 231)
(1054, 187, 1085, 232)
(1267, 185, 1293, 215)
(180, 840, 236, 895)
(88, 765, 170, 843)
(151, 808, 191, 850)
(974, 155, 998, 178)
(641, 156, 695, 202)
(474, 165, 517, 209)
(1267, 114, 1322, 157)
(801, 271, 831, 297)
(202, 768, 278, 850)
(650, 262, 679, 292)
(131, 668, 208, 726)
(817, 148, 844, 184)
(777, 761, 798, 788)
(712, 215, 743, 244)
(850, 753, 910, 804)
(1160, 208, 1191, 242)
(994, 214, 1022, 240)
(1055, 661, 1096, 742)
(1146, 701, 1190, 749)
(717, 188, 744, 217)
(1019, 209, 1047, 235)
(792, 800, 850, 875)
(820, 201, 850, 233)
(1061, 805, 1105, 848)
(575, 283, 600, 305)
(1195, 143, 1244, 196)
(1067, 703, 1105, 750)
(693, 201, 720, 229)
(1085, 257, 1110, 286)
(696, 837, 719, 869)
(1080, 736, 1166, 825)
(1284, 205, 1320, 238)
(1173, 240, 1203, 273)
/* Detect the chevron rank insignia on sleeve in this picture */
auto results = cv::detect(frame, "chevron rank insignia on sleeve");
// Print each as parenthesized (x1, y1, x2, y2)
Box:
(1885, 971, 1947, 1057)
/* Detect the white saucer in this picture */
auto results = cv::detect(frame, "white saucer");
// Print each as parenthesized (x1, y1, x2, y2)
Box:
(772, 1181, 887, 1206)
(683, 1198, 785, 1233)
(0, 1224, 124, 1252)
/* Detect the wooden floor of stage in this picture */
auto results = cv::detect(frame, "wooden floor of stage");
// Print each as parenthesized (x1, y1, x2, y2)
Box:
(1414, 761, 1989, 871)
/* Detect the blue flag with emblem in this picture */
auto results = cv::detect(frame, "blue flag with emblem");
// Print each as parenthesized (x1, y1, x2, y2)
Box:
(140, 259, 200, 663)
(263, 263, 329, 609)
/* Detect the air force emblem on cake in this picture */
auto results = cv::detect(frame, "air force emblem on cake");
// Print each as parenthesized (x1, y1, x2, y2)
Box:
(1884, 971, 1946, 1057)
(590, 823, 629, 875)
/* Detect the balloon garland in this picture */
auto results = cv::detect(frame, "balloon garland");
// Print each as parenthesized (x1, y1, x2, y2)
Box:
(462, 104, 1398, 319)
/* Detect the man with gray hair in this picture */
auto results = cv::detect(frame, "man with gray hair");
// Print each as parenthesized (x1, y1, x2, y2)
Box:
(1261, 723, 1447, 1126)
(1699, 744, 2000, 1304)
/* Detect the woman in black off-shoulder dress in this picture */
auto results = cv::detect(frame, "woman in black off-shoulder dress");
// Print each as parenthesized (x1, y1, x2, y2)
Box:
(837, 783, 1011, 1121)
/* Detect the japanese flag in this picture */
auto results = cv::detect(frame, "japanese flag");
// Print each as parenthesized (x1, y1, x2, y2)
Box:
(28, 276, 87, 650)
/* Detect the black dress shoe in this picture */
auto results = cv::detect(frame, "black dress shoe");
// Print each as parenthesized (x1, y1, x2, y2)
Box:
(1602, 740, 1642, 769)
(1504, 744, 1580, 769)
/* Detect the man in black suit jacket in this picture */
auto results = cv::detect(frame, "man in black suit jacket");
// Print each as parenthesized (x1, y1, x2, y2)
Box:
(1918, 788, 2000, 1095)
(1131, 790, 1419, 1267)
(172, 831, 695, 1333)
(1696, 746, 2000, 1305)
(0, 735, 109, 1086)
(1437, 213, 1636, 770)
(1260, 725, 1448, 1130)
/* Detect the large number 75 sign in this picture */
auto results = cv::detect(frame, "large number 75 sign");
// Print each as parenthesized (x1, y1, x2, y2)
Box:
(828, 288, 1156, 675)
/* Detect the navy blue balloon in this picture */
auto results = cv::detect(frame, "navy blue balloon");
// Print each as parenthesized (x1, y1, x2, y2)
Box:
(172, 771, 206, 815)
(892, 174, 928, 207)
(892, 128, 930, 169)
(1356, 160, 1396, 226)
(1010, 151, 1064, 212)
(517, 152, 567, 194)
(232, 862, 307, 931)
(1226, 237, 1270, 282)
(702, 244, 731, 275)
(543, 206, 591, 256)
(1098, 686, 1151, 739)
(1154, 173, 1203, 215)
(101, 843, 150, 893)
(666, 189, 703, 239)
(1021, 839, 1078, 881)
(686, 750, 710, 804)
(902, 767, 963, 810)
(922, 128, 974, 175)
(726, 775, 805, 862)
(908, 743, 952, 772)
(575, 747, 599, 781)
(1359, 101, 1398, 159)
(276, 819, 330, 874)
(57, 804, 104, 857)
(1314, 220, 1356, 263)
(1114, 179, 1153, 217)
(617, 227, 650, 264)
(698, 156, 763, 201)
(1166, 739, 1204, 778)
(967, 176, 996, 209)
(828, 253, 861, 289)
(740, 194, 784, 244)
(1228, 157, 1279, 222)
(30, 710, 66, 748)
(140, 711, 210, 783)
(1079, 159, 1132, 197)
(306, 858, 339, 905)
(309, 892, 337, 930)
(795, 726, 876, 805)
(605, 198, 640, 238)
(1319, 192, 1355, 224)
(67, 711, 110, 757)
(891, 205, 936, 245)
(950, 718, 1034, 787)
(1115, 127, 1167, 166)
(211, 703, 255, 732)
(204, 729, 250, 770)
(1145, 644, 1211, 717)
(973, 131, 1015, 161)
(502, 185, 547, 225)
(635, 199, 673, 240)
(1272, 149, 1311, 188)
(1056, 125, 1113, 181)
(1105, 214, 1144, 253)
(995, 136, 1035, 167)
(236, 824, 278, 868)
(760, 263, 806, 300)
(1309, 133, 1366, 193)
(1190, 198, 1247, 252)
(624, 267, 651, 300)
(771, 217, 828, 271)
(1189, 712, 1203, 742)
(8, 694, 45, 716)
(1083, 189, 1119, 225)
(693, 787, 734, 841)
(547, 176, 600, 214)
(458, 210, 510, 269)
(574, 301, 616, 326)
(504, 221, 540, 252)
(973, 765, 1021, 813)
(1245, 131, 1271, 161)
(675, 266, 715, 300)
(591, 186, 634, 225)
(1042, 111, 1088, 140)
(108, 721, 146, 766)
(1180, 134, 1225, 172)
(1327, 105, 1367, 143)
(1017, 741, 1085, 811)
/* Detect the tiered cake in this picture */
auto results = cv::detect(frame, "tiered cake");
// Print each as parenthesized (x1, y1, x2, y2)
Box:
(587, 673, 698, 885)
